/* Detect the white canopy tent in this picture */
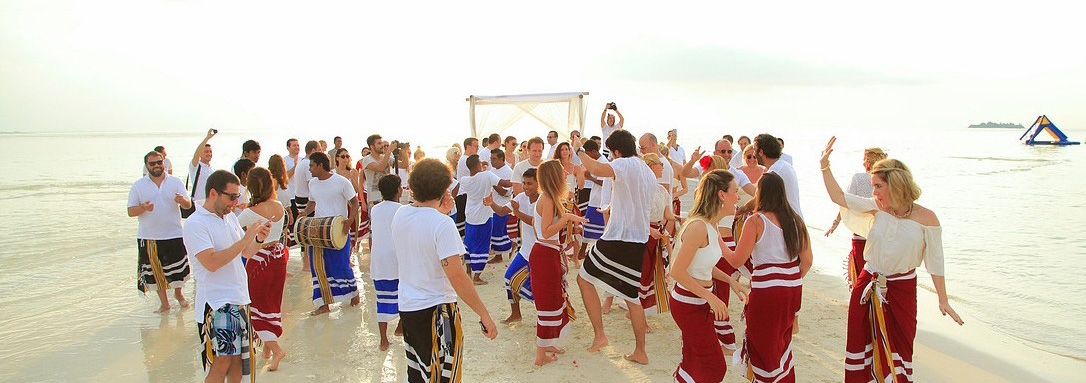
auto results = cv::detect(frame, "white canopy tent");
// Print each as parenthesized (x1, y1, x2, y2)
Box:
(467, 92, 589, 141)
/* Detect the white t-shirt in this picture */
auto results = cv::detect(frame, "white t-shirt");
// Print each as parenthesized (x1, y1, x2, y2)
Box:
(458, 171, 501, 225)
(128, 176, 188, 239)
(293, 157, 312, 199)
(187, 161, 213, 202)
(308, 174, 357, 218)
(393, 205, 467, 312)
(513, 193, 537, 258)
(489, 164, 514, 207)
(281, 155, 298, 202)
(362, 154, 389, 201)
(545, 145, 557, 160)
(183, 205, 249, 323)
(602, 124, 621, 140)
(602, 157, 656, 242)
(478, 147, 492, 166)
(587, 156, 610, 207)
(780, 152, 794, 165)
(369, 201, 401, 280)
(657, 158, 674, 191)
(768, 160, 803, 218)
(455, 153, 472, 180)
(668, 145, 686, 167)
(511, 159, 538, 184)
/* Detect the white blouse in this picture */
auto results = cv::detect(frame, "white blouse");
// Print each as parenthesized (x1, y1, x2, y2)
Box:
(840, 194, 945, 276)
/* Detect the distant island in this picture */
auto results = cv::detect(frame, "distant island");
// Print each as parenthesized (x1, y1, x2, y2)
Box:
(969, 122, 1025, 129)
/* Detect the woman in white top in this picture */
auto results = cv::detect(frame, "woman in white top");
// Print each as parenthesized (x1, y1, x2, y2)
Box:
(638, 153, 678, 315)
(553, 142, 585, 267)
(528, 160, 587, 367)
(334, 148, 365, 253)
(668, 169, 746, 383)
(237, 167, 289, 371)
(724, 172, 813, 383)
(824, 147, 887, 289)
(819, 137, 962, 383)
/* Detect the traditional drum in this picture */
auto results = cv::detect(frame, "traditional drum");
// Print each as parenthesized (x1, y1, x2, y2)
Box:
(294, 216, 348, 250)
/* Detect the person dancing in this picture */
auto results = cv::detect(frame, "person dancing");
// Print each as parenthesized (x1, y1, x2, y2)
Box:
(669, 169, 746, 383)
(237, 167, 289, 370)
(824, 147, 887, 289)
(819, 137, 963, 383)
(724, 172, 812, 383)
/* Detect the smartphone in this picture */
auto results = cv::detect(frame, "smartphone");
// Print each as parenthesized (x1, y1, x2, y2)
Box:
(479, 321, 487, 334)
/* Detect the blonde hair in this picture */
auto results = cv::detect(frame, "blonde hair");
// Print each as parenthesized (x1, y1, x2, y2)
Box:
(864, 147, 888, 163)
(537, 160, 568, 218)
(642, 152, 663, 166)
(743, 144, 756, 156)
(689, 169, 735, 222)
(414, 149, 426, 161)
(657, 143, 669, 156)
(871, 158, 921, 211)
(707, 155, 729, 171)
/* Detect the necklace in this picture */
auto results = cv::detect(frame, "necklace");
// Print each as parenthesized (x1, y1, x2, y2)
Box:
(891, 203, 914, 218)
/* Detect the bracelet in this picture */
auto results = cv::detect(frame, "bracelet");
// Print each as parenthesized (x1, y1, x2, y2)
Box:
(820, 165, 831, 172)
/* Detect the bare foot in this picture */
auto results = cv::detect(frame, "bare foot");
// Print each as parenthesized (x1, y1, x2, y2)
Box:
(722, 347, 736, 356)
(487, 254, 504, 264)
(623, 352, 649, 365)
(153, 305, 170, 314)
(501, 314, 522, 324)
(174, 296, 190, 309)
(587, 336, 608, 353)
(350, 296, 361, 306)
(263, 345, 272, 360)
(268, 350, 286, 371)
(534, 352, 559, 367)
(393, 323, 403, 337)
(379, 339, 390, 352)
(543, 346, 566, 354)
(309, 306, 331, 316)
(472, 278, 488, 286)
(286, 271, 295, 278)
(300, 267, 311, 273)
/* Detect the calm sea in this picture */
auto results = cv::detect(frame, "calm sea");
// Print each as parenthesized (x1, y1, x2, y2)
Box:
(0, 125, 1083, 381)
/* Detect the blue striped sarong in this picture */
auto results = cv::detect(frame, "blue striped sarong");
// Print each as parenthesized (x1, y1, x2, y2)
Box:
(373, 279, 399, 323)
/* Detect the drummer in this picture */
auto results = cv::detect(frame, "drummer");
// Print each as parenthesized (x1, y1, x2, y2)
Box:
(299, 152, 361, 316)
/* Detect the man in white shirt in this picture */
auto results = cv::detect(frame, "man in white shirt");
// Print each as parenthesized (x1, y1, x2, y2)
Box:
(600, 103, 624, 158)
(128, 151, 193, 313)
(573, 130, 657, 364)
(143, 145, 174, 176)
(369, 174, 405, 351)
(293, 140, 320, 217)
(665, 129, 686, 166)
(241, 140, 261, 164)
(753, 134, 802, 217)
(777, 137, 794, 164)
(544, 130, 559, 159)
(680, 139, 759, 197)
(486, 150, 515, 264)
(183, 170, 271, 383)
(393, 159, 497, 381)
(299, 152, 361, 315)
(479, 133, 501, 169)
(453, 137, 481, 239)
(362, 134, 394, 205)
(486, 167, 539, 324)
(459, 154, 512, 285)
(188, 129, 217, 203)
(511, 137, 544, 195)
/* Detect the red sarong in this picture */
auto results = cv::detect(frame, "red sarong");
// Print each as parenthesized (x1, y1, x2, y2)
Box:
(246, 243, 288, 342)
(844, 268, 917, 383)
(639, 222, 670, 315)
(740, 260, 801, 383)
(356, 192, 370, 239)
(846, 237, 867, 290)
(671, 284, 727, 383)
(528, 242, 575, 348)
(712, 236, 740, 351)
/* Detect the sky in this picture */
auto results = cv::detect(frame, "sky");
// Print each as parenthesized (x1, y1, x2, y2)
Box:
(2, 0, 1085, 144)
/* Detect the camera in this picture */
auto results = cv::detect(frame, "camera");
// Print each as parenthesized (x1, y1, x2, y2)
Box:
(607, 102, 618, 111)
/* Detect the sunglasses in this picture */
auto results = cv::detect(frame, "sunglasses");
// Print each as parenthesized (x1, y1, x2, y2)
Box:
(217, 191, 241, 201)
(719, 149, 733, 154)
(746, 155, 756, 159)
(146, 160, 164, 166)
(338, 154, 350, 159)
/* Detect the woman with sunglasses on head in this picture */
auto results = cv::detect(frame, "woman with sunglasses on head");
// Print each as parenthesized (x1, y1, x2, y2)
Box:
(335, 148, 365, 254)
(820, 137, 962, 383)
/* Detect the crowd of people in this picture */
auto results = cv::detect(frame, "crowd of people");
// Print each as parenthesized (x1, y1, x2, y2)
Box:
(126, 104, 963, 382)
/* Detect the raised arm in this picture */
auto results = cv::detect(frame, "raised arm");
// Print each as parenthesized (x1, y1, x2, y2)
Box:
(191, 128, 216, 167)
(614, 109, 624, 127)
(680, 147, 703, 179)
(819, 137, 847, 208)
(576, 143, 615, 178)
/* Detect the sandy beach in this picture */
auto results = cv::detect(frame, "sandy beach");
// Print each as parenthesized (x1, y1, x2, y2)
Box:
(118, 229, 1084, 383)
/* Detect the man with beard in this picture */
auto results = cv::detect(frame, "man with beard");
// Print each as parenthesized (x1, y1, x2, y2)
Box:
(128, 151, 193, 313)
